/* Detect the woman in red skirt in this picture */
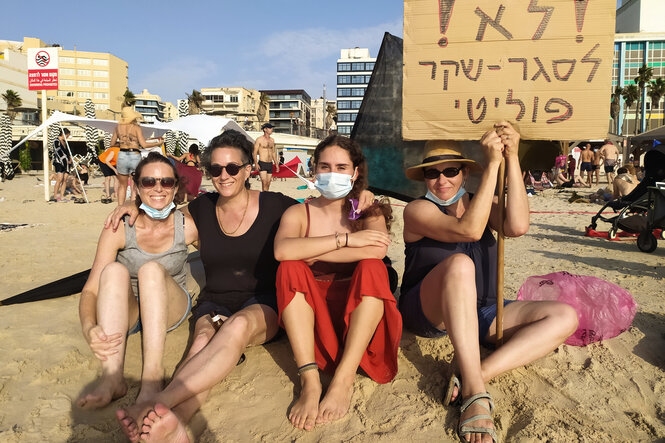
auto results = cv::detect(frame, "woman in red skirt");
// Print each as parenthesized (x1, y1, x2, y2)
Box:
(274, 135, 402, 430)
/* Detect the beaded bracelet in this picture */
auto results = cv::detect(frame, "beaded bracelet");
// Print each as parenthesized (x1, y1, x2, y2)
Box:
(335, 232, 341, 249)
(297, 362, 319, 375)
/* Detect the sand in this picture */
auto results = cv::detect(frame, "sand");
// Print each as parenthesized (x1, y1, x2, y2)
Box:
(0, 172, 664, 442)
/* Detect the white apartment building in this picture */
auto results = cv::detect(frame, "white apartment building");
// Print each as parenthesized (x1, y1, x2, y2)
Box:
(134, 89, 171, 123)
(336, 48, 376, 135)
(200, 87, 260, 128)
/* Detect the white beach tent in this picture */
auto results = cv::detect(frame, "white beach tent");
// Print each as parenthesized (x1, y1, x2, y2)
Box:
(151, 115, 254, 147)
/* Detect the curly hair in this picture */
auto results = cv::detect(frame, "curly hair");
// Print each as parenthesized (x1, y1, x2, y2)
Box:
(201, 130, 253, 189)
(133, 152, 184, 207)
(313, 135, 392, 232)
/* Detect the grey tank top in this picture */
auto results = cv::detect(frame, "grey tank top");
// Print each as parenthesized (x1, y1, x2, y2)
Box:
(116, 210, 188, 296)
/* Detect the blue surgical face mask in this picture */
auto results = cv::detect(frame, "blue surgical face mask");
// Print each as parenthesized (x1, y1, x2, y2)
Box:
(139, 202, 175, 219)
(425, 186, 466, 206)
(314, 172, 354, 200)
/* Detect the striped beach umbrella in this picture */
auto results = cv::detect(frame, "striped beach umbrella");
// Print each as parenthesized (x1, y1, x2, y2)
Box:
(165, 131, 176, 155)
(0, 113, 14, 180)
(177, 100, 189, 154)
(83, 99, 98, 162)
(47, 119, 59, 161)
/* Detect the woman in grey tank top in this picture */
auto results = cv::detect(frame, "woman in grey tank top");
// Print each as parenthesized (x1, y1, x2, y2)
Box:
(77, 153, 198, 412)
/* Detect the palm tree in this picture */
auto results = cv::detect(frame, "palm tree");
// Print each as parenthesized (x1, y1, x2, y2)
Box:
(622, 84, 640, 134)
(610, 86, 623, 134)
(122, 88, 136, 108)
(633, 64, 653, 133)
(186, 90, 204, 115)
(647, 77, 665, 130)
(2, 89, 22, 120)
(257, 92, 270, 124)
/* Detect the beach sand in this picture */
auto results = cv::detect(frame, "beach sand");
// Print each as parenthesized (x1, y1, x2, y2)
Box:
(1, 173, 664, 442)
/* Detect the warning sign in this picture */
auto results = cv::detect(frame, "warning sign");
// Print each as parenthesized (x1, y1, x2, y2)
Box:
(27, 47, 59, 90)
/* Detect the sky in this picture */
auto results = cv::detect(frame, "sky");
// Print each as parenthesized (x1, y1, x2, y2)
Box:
(4, 0, 622, 105)
(3, 0, 403, 104)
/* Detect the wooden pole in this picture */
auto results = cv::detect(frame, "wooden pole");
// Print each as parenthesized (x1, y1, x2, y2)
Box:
(42, 90, 49, 201)
(496, 158, 506, 346)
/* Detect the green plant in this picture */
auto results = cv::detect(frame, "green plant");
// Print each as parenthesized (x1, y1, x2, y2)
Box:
(19, 140, 32, 171)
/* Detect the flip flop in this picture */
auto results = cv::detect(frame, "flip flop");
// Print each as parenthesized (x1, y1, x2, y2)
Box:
(444, 374, 462, 407)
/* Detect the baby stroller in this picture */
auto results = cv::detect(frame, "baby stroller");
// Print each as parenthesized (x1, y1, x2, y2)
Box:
(587, 144, 665, 252)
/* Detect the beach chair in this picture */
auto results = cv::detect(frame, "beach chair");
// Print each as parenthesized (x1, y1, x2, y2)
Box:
(587, 145, 665, 242)
(540, 171, 554, 188)
(526, 170, 544, 191)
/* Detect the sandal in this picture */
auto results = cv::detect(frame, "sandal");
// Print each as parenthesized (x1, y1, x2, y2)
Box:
(444, 374, 462, 407)
(458, 392, 498, 443)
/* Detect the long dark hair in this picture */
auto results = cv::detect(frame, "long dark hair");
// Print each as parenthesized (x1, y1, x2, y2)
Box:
(201, 130, 253, 189)
(313, 135, 392, 232)
(133, 152, 184, 207)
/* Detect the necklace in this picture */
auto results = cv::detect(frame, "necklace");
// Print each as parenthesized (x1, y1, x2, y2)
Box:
(218, 190, 250, 236)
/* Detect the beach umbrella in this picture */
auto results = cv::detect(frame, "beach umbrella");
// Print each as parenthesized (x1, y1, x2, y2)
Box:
(165, 131, 176, 155)
(0, 113, 14, 180)
(151, 115, 254, 148)
(177, 100, 189, 154)
(0, 269, 90, 306)
(83, 99, 99, 163)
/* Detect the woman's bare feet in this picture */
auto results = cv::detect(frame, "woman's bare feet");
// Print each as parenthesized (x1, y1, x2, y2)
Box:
(136, 378, 164, 404)
(76, 375, 127, 409)
(289, 372, 322, 431)
(316, 373, 354, 424)
(116, 401, 153, 443)
(140, 403, 190, 443)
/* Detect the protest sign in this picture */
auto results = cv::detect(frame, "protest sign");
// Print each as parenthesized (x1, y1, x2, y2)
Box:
(403, 0, 616, 140)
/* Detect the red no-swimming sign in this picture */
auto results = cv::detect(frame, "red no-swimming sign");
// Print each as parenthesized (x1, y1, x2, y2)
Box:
(27, 47, 59, 90)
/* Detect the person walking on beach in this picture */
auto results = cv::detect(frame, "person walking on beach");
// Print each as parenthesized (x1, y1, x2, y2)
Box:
(52, 128, 71, 202)
(253, 123, 279, 191)
(600, 140, 620, 185)
(593, 146, 602, 185)
(400, 123, 578, 443)
(579, 143, 594, 187)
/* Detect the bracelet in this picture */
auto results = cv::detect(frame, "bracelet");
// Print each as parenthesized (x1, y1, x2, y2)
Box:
(345, 232, 349, 247)
(297, 362, 319, 375)
(335, 232, 341, 249)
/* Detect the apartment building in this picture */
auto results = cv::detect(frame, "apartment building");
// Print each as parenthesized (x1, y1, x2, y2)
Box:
(261, 89, 312, 135)
(0, 37, 128, 120)
(311, 97, 336, 138)
(134, 89, 169, 123)
(200, 87, 260, 129)
(336, 48, 375, 135)
(0, 46, 38, 122)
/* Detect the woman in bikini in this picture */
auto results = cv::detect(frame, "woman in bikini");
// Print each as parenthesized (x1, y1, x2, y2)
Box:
(274, 135, 402, 430)
(111, 107, 164, 205)
(168, 144, 201, 169)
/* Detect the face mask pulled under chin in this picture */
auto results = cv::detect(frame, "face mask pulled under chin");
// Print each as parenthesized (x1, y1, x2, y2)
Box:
(139, 202, 175, 219)
(314, 172, 354, 200)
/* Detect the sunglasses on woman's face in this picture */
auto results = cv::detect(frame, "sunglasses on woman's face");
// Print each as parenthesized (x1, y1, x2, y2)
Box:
(139, 176, 177, 189)
(423, 167, 463, 180)
(209, 163, 248, 177)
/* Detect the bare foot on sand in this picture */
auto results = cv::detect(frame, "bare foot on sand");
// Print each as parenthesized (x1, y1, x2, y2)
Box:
(116, 408, 141, 443)
(316, 374, 354, 424)
(289, 375, 322, 431)
(136, 378, 164, 404)
(140, 403, 190, 443)
(76, 376, 127, 409)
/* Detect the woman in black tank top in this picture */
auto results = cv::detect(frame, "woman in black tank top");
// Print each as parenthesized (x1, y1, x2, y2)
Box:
(401, 123, 578, 442)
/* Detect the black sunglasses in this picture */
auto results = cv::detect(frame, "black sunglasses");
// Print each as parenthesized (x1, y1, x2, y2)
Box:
(209, 163, 248, 177)
(423, 167, 463, 180)
(139, 176, 177, 189)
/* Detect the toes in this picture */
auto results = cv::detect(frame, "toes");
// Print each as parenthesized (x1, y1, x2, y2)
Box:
(153, 403, 170, 417)
(304, 417, 315, 431)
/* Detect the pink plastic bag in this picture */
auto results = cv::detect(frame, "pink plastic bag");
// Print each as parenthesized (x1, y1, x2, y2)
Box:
(516, 271, 637, 346)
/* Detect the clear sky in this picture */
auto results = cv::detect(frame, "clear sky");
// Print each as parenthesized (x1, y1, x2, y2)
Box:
(4, 1, 622, 105)
(3, 0, 402, 104)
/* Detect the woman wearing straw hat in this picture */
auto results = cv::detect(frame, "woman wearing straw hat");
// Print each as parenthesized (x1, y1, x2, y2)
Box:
(111, 107, 164, 205)
(400, 122, 578, 443)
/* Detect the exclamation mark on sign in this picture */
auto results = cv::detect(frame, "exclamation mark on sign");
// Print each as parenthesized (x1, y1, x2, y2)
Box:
(438, 0, 456, 47)
(574, 0, 589, 43)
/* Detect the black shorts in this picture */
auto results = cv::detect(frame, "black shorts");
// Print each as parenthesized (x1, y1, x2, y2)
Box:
(580, 162, 593, 172)
(604, 162, 616, 174)
(191, 292, 278, 321)
(99, 162, 116, 177)
(258, 161, 273, 174)
(53, 162, 69, 174)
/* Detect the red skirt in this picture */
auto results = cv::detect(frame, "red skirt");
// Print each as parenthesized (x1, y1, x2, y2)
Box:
(276, 259, 402, 384)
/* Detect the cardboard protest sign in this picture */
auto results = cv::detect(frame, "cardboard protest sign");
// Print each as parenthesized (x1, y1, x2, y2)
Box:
(403, 0, 616, 140)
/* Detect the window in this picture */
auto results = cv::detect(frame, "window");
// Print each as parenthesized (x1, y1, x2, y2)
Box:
(337, 62, 351, 71)
(351, 88, 366, 96)
(338, 101, 351, 109)
(77, 58, 91, 65)
(60, 56, 75, 64)
(338, 75, 351, 84)
(78, 80, 91, 87)
(58, 91, 74, 97)
(94, 103, 109, 110)
(338, 126, 352, 134)
(230, 96, 238, 102)
(60, 79, 75, 86)
(338, 113, 357, 122)
(60, 68, 75, 75)
(93, 81, 109, 88)
(351, 62, 365, 71)
(365, 62, 375, 71)
(351, 100, 363, 109)
(337, 88, 352, 97)
(93, 59, 108, 66)
(78, 91, 91, 98)
(93, 92, 108, 99)
(77, 69, 91, 76)
(351, 75, 370, 84)
(93, 70, 108, 77)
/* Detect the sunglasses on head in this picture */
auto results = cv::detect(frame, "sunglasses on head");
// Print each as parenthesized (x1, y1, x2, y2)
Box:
(423, 166, 463, 180)
(139, 176, 177, 189)
(209, 163, 248, 177)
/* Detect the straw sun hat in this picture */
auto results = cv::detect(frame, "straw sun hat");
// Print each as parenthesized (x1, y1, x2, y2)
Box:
(119, 107, 143, 124)
(405, 140, 483, 181)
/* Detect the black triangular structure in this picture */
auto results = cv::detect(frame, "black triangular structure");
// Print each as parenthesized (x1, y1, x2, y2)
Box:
(352, 32, 424, 202)
(0, 269, 90, 306)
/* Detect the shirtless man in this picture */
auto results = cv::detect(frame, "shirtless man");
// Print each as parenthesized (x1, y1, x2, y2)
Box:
(612, 165, 638, 199)
(253, 123, 279, 191)
(600, 139, 620, 185)
(579, 143, 594, 188)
